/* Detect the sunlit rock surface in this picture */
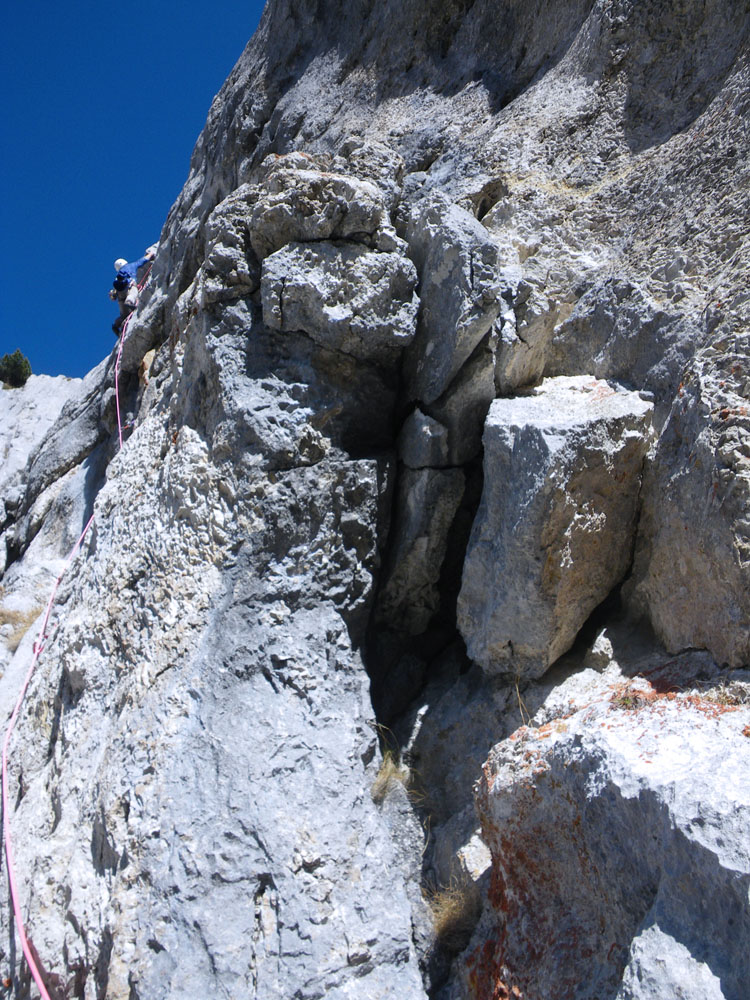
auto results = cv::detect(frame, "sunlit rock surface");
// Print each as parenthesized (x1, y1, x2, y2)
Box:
(1, 1, 749, 997)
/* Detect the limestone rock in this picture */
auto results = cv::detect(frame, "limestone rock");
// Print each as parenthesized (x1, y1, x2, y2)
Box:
(493, 273, 575, 397)
(0, 353, 426, 999)
(2, 0, 750, 996)
(427, 327, 498, 466)
(545, 278, 702, 425)
(626, 338, 750, 667)
(4, 361, 112, 567)
(456, 683, 750, 1000)
(458, 377, 654, 680)
(19, 360, 110, 507)
(404, 194, 500, 405)
(336, 137, 405, 212)
(377, 467, 464, 634)
(261, 241, 418, 362)
(250, 158, 386, 259)
(397, 409, 449, 469)
(197, 184, 261, 305)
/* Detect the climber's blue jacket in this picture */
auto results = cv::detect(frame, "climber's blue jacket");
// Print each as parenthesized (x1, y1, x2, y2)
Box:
(113, 255, 150, 290)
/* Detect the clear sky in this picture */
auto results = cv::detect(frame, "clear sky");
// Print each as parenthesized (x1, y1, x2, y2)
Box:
(1, 1, 267, 379)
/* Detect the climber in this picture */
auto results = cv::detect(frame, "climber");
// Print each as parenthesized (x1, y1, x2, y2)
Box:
(110, 246, 156, 335)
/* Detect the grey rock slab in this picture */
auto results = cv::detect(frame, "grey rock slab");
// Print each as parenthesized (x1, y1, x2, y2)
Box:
(250, 158, 387, 259)
(404, 194, 501, 405)
(458, 376, 654, 680)
(626, 338, 750, 667)
(454, 686, 750, 1000)
(0, 417, 427, 998)
(5, 361, 111, 563)
(261, 241, 418, 363)
(376, 467, 465, 635)
(20, 359, 110, 508)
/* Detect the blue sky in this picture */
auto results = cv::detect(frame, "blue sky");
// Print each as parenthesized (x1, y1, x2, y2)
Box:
(1, 1, 267, 379)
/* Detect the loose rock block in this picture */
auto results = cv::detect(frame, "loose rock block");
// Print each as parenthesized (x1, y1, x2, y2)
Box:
(377, 467, 465, 634)
(458, 376, 653, 679)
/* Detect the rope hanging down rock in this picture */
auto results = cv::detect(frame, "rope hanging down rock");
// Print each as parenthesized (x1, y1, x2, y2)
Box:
(0, 255, 152, 993)
(2, 514, 95, 999)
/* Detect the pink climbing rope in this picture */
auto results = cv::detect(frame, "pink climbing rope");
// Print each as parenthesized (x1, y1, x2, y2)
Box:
(115, 261, 153, 449)
(2, 255, 152, 992)
(2, 513, 95, 997)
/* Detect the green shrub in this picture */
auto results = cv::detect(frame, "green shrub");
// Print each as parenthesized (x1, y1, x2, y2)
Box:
(0, 349, 32, 388)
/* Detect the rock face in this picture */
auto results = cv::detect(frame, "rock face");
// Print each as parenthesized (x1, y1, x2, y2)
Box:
(249, 160, 387, 259)
(458, 377, 654, 679)
(404, 195, 500, 405)
(457, 677, 750, 1000)
(261, 241, 418, 361)
(1, 1, 749, 998)
(626, 340, 750, 667)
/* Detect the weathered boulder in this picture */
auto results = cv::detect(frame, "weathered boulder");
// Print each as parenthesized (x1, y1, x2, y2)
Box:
(250, 157, 386, 259)
(404, 194, 500, 405)
(456, 682, 750, 1000)
(626, 338, 750, 667)
(377, 467, 464, 634)
(261, 241, 419, 362)
(335, 137, 405, 212)
(458, 376, 654, 680)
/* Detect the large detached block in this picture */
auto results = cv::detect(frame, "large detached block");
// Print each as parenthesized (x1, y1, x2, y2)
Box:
(458, 376, 653, 680)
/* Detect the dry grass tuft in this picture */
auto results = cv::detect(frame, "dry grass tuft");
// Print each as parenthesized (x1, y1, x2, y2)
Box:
(371, 750, 410, 804)
(697, 680, 750, 706)
(424, 876, 482, 954)
(0, 606, 43, 653)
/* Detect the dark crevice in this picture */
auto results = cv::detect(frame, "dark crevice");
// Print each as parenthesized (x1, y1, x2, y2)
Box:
(365, 453, 483, 725)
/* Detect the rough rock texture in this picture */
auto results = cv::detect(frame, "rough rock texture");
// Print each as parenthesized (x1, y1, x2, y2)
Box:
(626, 339, 750, 667)
(0, 346, 428, 998)
(250, 160, 387, 259)
(458, 377, 654, 679)
(2, 0, 750, 998)
(261, 241, 418, 361)
(398, 409, 450, 470)
(376, 467, 465, 634)
(404, 195, 500, 406)
(455, 676, 750, 1000)
(0, 375, 81, 502)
